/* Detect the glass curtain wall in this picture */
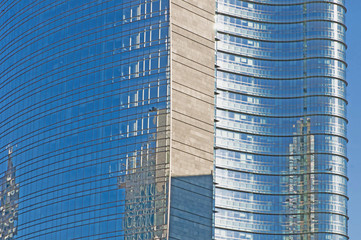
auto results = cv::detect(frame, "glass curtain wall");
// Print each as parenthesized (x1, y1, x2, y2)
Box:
(0, 0, 170, 239)
(214, 0, 348, 239)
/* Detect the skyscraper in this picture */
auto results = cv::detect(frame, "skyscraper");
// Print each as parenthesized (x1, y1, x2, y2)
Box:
(0, 1, 347, 240)
(214, 1, 348, 239)
(0, 0, 214, 239)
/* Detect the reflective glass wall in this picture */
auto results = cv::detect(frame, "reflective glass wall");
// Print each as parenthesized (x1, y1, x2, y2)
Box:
(214, 0, 348, 239)
(0, 0, 170, 239)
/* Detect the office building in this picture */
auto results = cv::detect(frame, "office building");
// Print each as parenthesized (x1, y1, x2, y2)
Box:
(214, 1, 348, 239)
(0, 0, 347, 239)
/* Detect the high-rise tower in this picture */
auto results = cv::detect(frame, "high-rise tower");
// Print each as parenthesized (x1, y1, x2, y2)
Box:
(0, 0, 215, 239)
(214, 0, 348, 239)
(0, 0, 347, 239)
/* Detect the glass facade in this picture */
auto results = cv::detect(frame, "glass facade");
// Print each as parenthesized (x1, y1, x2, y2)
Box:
(1, 0, 349, 239)
(0, 0, 170, 239)
(214, 0, 348, 239)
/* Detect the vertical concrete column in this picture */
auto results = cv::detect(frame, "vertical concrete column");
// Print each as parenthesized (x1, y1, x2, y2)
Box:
(169, 0, 215, 238)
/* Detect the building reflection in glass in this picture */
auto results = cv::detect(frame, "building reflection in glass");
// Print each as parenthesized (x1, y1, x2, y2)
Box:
(117, 109, 169, 239)
(287, 118, 316, 239)
(0, 147, 19, 240)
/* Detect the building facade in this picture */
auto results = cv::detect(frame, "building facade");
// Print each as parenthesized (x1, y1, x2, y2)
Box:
(214, 0, 348, 239)
(0, 0, 214, 239)
(0, 0, 347, 240)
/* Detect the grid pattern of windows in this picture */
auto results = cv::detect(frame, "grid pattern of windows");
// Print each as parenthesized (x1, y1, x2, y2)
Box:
(0, 0, 170, 239)
(215, 1, 348, 239)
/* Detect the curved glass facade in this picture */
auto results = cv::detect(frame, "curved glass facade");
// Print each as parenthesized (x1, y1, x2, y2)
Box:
(0, 0, 170, 239)
(0, 0, 349, 239)
(214, 0, 348, 239)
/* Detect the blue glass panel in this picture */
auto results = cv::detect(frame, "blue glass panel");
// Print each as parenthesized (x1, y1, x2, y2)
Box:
(0, 1, 170, 239)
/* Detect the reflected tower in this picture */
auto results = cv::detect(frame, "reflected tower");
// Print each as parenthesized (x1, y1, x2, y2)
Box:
(117, 109, 169, 239)
(0, 147, 19, 240)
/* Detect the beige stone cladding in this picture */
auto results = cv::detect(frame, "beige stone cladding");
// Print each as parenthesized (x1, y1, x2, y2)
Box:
(170, 0, 215, 177)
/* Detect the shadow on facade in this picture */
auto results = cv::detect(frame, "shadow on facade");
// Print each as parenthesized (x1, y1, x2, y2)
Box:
(169, 174, 213, 240)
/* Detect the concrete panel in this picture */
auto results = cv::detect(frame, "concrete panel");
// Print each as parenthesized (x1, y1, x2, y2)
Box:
(170, 0, 215, 177)
(168, 0, 215, 238)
